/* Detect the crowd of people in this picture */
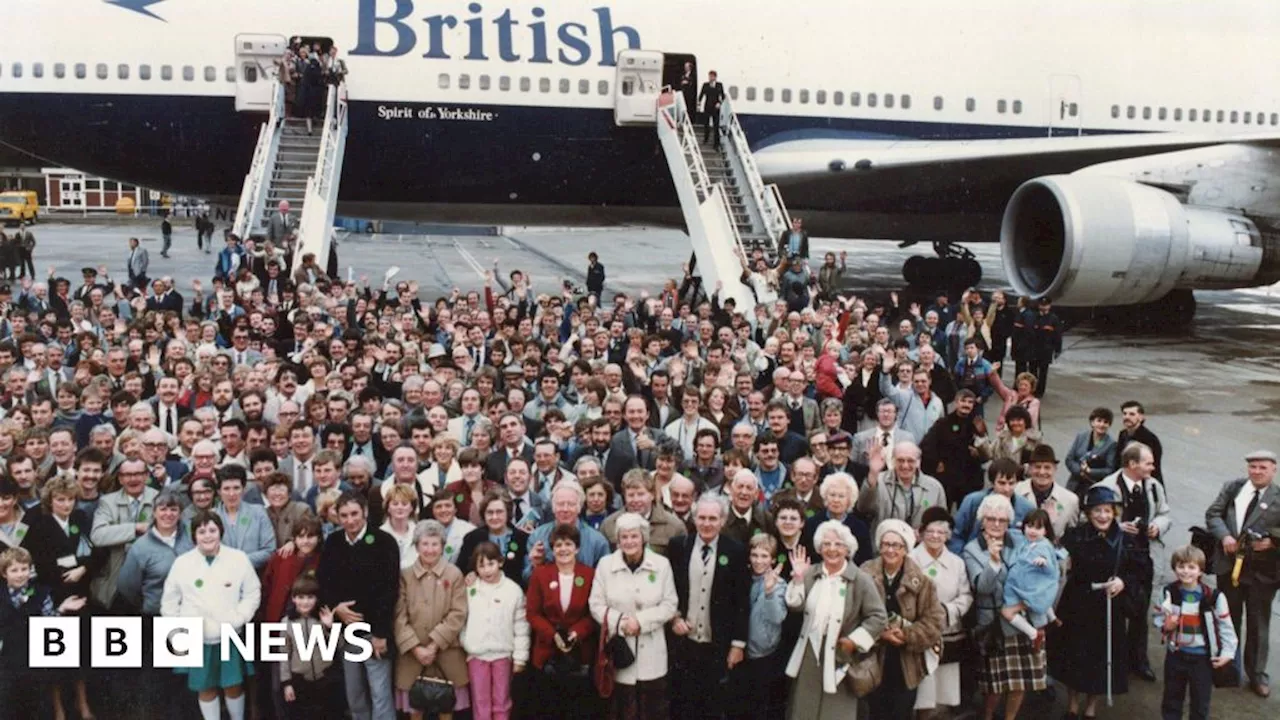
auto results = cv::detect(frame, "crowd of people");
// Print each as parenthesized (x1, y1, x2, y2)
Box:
(278, 37, 348, 135)
(0, 226, 1274, 720)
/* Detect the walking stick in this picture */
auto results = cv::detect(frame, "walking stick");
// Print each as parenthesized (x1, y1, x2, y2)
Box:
(1090, 581, 1114, 707)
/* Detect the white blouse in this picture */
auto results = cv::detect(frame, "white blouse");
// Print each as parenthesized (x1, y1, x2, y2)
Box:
(558, 571, 574, 612)
(806, 562, 848, 659)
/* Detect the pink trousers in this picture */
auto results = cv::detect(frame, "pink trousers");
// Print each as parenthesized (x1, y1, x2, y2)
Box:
(467, 657, 513, 720)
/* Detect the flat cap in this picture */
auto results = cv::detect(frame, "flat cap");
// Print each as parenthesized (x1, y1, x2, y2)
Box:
(1246, 450, 1277, 463)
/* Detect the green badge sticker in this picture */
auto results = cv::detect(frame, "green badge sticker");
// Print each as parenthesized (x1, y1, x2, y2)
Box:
(240, 516, 249, 527)
(16, 527, 26, 539)
(718, 555, 728, 567)
(777, 553, 787, 566)
(752, 528, 762, 537)
(138, 511, 147, 523)
(839, 585, 847, 597)
(469, 587, 477, 597)
(445, 545, 454, 554)
(69, 525, 79, 535)
(805, 509, 815, 519)
(1055, 502, 1064, 512)
(455, 493, 465, 503)
(509, 541, 519, 552)
(574, 576, 585, 588)
(648, 572, 657, 583)
(364, 534, 374, 545)
(951, 425, 959, 433)
(922, 500, 930, 509)
(194, 579, 204, 589)
(927, 566, 937, 577)
(23, 587, 34, 598)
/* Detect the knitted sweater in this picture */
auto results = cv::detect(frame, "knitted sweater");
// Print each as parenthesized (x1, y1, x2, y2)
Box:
(460, 576, 530, 664)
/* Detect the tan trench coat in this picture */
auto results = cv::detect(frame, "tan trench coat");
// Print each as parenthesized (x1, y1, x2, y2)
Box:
(393, 556, 469, 691)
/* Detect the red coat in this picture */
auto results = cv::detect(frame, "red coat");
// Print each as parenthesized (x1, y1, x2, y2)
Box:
(815, 353, 843, 400)
(260, 550, 321, 622)
(525, 562, 597, 670)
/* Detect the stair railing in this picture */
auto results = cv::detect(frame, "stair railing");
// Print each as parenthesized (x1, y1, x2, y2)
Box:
(233, 80, 284, 239)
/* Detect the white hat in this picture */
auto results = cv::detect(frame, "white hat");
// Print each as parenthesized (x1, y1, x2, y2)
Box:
(875, 518, 917, 550)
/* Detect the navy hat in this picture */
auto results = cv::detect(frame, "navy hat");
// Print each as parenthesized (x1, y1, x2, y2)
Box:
(1082, 485, 1121, 510)
(81, 267, 97, 276)
(920, 505, 954, 530)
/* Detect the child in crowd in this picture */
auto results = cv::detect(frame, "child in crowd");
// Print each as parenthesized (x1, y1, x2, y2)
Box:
(73, 388, 105, 449)
(279, 575, 339, 719)
(1000, 509, 1066, 643)
(0, 547, 87, 715)
(1158, 545, 1237, 720)
(737, 533, 788, 720)
(460, 542, 529, 720)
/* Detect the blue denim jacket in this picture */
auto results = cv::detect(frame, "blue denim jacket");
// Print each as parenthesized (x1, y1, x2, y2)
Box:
(747, 574, 788, 659)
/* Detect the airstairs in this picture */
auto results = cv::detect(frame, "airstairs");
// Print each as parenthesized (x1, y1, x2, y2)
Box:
(656, 93, 791, 314)
(233, 81, 348, 265)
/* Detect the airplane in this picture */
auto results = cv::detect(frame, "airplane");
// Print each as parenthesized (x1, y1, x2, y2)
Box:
(3, 0, 1280, 323)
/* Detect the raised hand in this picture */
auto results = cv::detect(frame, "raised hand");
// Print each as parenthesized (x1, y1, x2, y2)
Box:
(789, 545, 812, 578)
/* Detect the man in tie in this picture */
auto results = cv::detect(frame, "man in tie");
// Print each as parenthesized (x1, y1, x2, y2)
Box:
(697, 70, 726, 148)
(667, 493, 749, 718)
(151, 376, 189, 439)
(282, 423, 319, 496)
(1094, 442, 1171, 682)
(782, 370, 818, 437)
(504, 458, 548, 530)
(853, 399, 915, 470)
(226, 329, 261, 367)
(604, 395, 671, 486)
(125, 236, 149, 291)
(484, 412, 534, 483)
(268, 199, 297, 246)
(447, 388, 484, 446)
(1205, 449, 1280, 697)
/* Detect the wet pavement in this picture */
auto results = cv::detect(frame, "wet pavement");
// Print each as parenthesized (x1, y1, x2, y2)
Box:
(26, 220, 1280, 718)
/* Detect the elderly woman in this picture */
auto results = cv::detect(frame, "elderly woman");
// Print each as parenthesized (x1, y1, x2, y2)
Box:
(860, 519, 945, 718)
(457, 490, 530, 586)
(963, 493, 1042, 720)
(526, 523, 599, 720)
(161, 510, 262, 720)
(784, 519, 888, 720)
(804, 472, 873, 566)
(588, 513, 679, 720)
(910, 506, 973, 717)
(426, 492, 476, 566)
(1050, 485, 1141, 720)
(393, 520, 470, 720)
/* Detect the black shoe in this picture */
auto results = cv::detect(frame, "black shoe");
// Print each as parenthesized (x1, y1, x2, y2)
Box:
(1135, 663, 1157, 682)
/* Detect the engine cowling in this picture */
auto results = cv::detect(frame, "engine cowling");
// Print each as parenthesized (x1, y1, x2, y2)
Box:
(1000, 175, 1274, 306)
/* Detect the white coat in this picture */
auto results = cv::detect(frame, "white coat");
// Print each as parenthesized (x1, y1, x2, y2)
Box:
(589, 549, 678, 685)
(161, 545, 261, 643)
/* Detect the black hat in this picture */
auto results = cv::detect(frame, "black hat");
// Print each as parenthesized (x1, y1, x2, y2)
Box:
(1028, 445, 1059, 465)
(1082, 485, 1121, 510)
(920, 505, 954, 530)
(81, 267, 97, 276)
(827, 431, 853, 448)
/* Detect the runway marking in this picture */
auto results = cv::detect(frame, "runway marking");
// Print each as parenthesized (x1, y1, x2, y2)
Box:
(453, 239, 487, 279)
(1217, 303, 1280, 318)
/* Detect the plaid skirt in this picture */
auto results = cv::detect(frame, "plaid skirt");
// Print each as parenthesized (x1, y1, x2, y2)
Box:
(978, 634, 1046, 695)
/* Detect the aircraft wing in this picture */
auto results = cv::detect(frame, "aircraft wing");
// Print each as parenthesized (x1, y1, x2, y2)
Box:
(753, 131, 1280, 238)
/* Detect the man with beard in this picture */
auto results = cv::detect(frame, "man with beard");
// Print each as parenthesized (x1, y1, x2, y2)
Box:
(1117, 400, 1164, 485)
(919, 389, 986, 508)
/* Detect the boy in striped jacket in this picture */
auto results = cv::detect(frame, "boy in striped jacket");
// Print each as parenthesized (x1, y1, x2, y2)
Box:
(1158, 545, 1237, 720)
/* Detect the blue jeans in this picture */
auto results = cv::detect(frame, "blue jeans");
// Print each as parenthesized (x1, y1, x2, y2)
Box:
(1161, 650, 1211, 720)
(343, 638, 395, 720)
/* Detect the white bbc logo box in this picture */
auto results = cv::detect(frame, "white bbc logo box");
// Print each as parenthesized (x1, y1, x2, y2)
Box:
(29, 617, 202, 669)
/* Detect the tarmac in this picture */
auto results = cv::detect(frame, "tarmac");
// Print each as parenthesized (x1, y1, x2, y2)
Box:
(23, 219, 1280, 718)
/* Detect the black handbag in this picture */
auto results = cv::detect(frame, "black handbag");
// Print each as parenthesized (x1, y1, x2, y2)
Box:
(408, 675, 456, 713)
(939, 634, 971, 665)
(604, 613, 636, 670)
(1188, 526, 1217, 563)
(544, 650, 590, 680)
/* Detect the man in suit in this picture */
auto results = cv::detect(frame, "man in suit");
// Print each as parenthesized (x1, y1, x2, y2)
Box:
(1094, 441, 1171, 682)
(1205, 449, 1280, 698)
(1118, 400, 1164, 485)
(776, 216, 810, 261)
(697, 70, 726, 148)
(484, 412, 534, 483)
(268, 200, 297, 246)
(779, 371, 819, 437)
(447, 387, 485, 445)
(604, 395, 670, 487)
(145, 277, 184, 315)
(852, 399, 916, 469)
(504, 458, 549, 530)
(149, 376, 190, 439)
(225, 328, 263, 367)
(126, 237, 149, 291)
(667, 492, 749, 719)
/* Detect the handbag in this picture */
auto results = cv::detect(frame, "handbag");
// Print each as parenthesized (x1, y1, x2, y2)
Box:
(1188, 526, 1217, 562)
(939, 634, 971, 665)
(408, 674, 456, 713)
(593, 610, 622, 698)
(843, 647, 883, 698)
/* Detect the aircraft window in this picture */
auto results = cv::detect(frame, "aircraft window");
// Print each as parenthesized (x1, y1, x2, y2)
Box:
(559, 78, 570, 94)
(1204, 109, 1211, 122)
(901, 95, 911, 109)
(159, 66, 171, 81)
(1188, 109, 1196, 121)
(966, 97, 975, 112)
(746, 87, 756, 101)
(458, 74, 471, 90)
(1012, 100, 1022, 114)
(243, 65, 257, 82)
(10, 63, 20, 79)
(867, 93, 878, 108)
(851, 92, 861, 107)
(764, 88, 774, 102)
(997, 99, 1007, 114)
(934, 96, 944, 111)
(438, 73, 450, 89)
(477, 74, 489, 91)
(1272, 113, 1278, 126)
(1126, 106, 1135, 119)
(75, 63, 86, 79)
(226, 67, 235, 82)
(598, 80, 609, 95)
(578, 79, 589, 94)
(1217, 110, 1224, 123)
(816, 90, 826, 104)
(182, 65, 194, 82)
(1069, 103, 1078, 116)
(884, 94, 893, 109)
(1244, 111, 1252, 124)
(96, 63, 108, 80)
(203, 66, 215, 82)
(539, 77, 550, 93)
(499, 76, 511, 91)
(140, 65, 151, 81)
(1158, 107, 1167, 121)
(1111, 105, 1119, 118)
(833, 91, 843, 106)
(32, 63, 43, 79)
(781, 89, 791, 103)
(1230, 110, 1238, 123)
(799, 89, 809, 104)
(1142, 107, 1151, 120)
(728, 86, 739, 100)
(1173, 108, 1182, 121)
(118, 64, 129, 80)
(54, 63, 65, 79)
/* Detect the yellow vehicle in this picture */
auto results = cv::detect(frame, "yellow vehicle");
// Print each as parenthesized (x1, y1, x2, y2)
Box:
(0, 190, 38, 226)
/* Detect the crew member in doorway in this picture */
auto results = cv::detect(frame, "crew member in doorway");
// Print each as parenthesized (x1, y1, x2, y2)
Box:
(699, 70, 726, 148)
(777, 217, 810, 261)
(679, 61, 697, 120)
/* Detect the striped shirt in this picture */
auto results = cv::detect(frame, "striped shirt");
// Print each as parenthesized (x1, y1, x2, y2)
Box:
(1159, 583, 1237, 658)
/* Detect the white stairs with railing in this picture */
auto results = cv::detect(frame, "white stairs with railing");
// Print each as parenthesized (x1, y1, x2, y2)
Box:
(233, 81, 349, 266)
(655, 93, 791, 313)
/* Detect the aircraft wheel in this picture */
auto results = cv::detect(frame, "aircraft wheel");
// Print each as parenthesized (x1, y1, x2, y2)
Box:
(903, 256, 927, 286)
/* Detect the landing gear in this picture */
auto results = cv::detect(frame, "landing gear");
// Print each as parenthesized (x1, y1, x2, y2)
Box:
(902, 242, 982, 290)
(1070, 288, 1197, 333)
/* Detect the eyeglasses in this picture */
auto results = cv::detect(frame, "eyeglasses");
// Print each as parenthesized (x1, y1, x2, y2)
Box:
(879, 541, 907, 551)
(985, 517, 1010, 525)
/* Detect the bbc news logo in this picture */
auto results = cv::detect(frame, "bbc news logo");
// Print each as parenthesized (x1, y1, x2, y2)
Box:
(29, 617, 374, 668)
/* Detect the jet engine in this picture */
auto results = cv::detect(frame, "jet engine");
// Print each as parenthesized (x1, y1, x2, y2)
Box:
(1000, 175, 1277, 307)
